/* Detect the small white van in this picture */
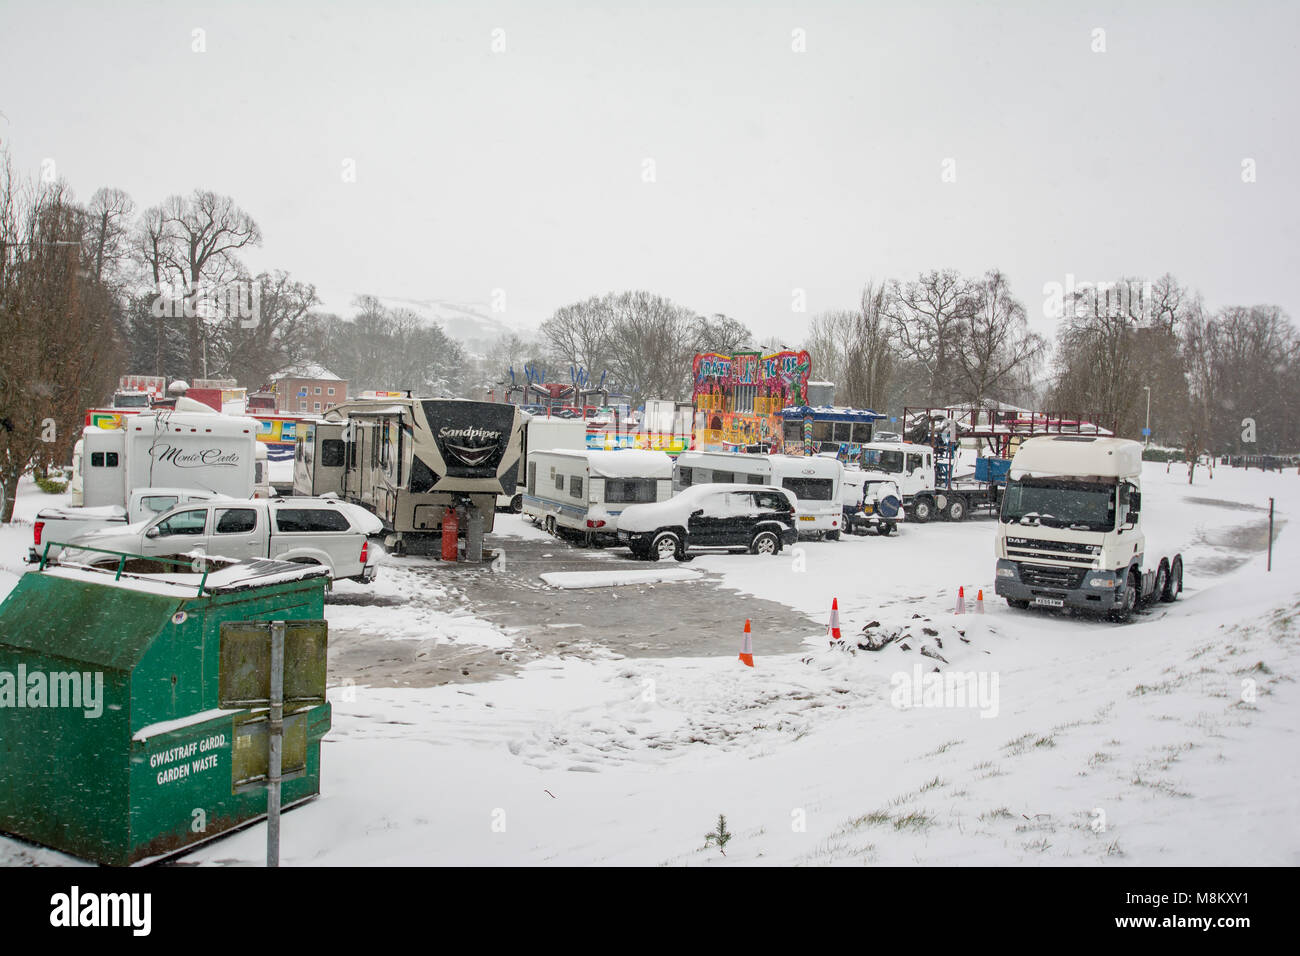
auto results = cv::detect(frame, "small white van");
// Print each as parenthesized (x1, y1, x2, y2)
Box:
(673, 451, 845, 538)
(524, 449, 674, 542)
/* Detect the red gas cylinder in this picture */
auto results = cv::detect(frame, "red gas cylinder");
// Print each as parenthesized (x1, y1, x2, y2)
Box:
(441, 506, 459, 562)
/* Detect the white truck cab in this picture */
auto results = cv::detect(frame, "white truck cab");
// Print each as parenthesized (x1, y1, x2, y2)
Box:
(994, 436, 1183, 622)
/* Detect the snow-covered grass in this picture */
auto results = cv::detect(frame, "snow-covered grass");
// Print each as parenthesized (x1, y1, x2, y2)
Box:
(175, 461, 1299, 866)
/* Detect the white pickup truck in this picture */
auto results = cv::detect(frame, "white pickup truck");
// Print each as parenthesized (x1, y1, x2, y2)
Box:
(30, 487, 221, 562)
(59, 496, 383, 583)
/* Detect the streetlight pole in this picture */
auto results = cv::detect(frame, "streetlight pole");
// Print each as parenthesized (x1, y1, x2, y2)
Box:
(1143, 386, 1151, 448)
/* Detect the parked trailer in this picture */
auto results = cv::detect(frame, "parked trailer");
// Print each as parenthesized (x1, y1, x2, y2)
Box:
(73, 399, 261, 510)
(319, 397, 524, 556)
(673, 451, 845, 538)
(524, 449, 674, 544)
(498, 414, 590, 512)
(994, 436, 1183, 622)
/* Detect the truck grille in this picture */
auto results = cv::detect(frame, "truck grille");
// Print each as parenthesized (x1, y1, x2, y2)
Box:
(1004, 536, 1099, 566)
(1019, 564, 1086, 590)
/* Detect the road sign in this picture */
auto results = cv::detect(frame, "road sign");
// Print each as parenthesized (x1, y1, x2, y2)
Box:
(1141, 427, 1152, 436)
(219, 619, 327, 867)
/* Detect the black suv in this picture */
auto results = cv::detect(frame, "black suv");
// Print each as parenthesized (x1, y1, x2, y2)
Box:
(616, 483, 798, 561)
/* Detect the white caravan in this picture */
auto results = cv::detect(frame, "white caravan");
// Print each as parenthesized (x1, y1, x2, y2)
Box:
(994, 436, 1184, 622)
(75, 399, 260, 509)
(673, 451, 845, 538)
(499, 414, 590, 512)
(524, 449, 674, 542)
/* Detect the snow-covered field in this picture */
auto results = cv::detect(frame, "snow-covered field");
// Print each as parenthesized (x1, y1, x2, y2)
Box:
(2, 463, 1297, 866)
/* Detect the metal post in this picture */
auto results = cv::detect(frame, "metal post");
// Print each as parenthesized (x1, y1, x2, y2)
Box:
(1143, 386, 1151, 448)
(267, 620, 285, 867)
(1268, 498, 1274, 572)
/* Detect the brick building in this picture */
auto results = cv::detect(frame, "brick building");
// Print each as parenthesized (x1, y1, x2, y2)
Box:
(269, 364, 348, 415)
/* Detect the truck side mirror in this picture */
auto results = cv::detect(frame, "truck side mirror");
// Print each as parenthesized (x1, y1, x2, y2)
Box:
(1128, 491, 1141, 521)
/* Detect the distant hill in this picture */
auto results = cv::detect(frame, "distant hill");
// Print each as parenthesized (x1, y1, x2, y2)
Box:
(373, 296, 540, 357)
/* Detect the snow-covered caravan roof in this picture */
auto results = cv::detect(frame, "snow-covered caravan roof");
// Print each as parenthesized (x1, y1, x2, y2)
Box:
(768, 454, 843, 479)
(529, 448, 672, 478)
(1010, 436, 1143, 479)
(586, 450, 672, 479)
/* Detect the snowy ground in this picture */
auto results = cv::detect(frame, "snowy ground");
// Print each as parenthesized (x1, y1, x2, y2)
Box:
(2, 463, 1297, 865)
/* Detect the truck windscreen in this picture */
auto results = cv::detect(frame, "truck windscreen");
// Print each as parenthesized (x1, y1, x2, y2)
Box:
(1001, 478, 1115, 531)
(862, 449, 903, 474)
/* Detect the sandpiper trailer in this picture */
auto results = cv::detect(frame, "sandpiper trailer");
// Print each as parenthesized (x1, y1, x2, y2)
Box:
(313, 397, 524, 555)
(673, 451, 845, 538)
(524, 449, 674, 543)
(994, 436, 1183, 622)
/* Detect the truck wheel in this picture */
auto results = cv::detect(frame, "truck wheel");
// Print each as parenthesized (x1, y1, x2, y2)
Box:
(1109, 571, 1139, 623)
(1007, 598, 1029, 610)
(824, 530, 841, 541)
(1151, 561, 1169, 608)
(944, 497, 968, 522)
(911, 496, 935, 523)
(1161, 556, 1183, 602)
(749, 530, 780, 555)
(649, 531, 681, 562)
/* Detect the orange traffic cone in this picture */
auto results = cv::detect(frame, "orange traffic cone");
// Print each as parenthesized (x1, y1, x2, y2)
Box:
(976, 589, 985, 613)
(955, 585, 965, 615)
(828, 598, 842, 641)
(739, 619, 754, 667)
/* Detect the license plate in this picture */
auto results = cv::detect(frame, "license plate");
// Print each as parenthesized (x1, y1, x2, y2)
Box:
(799, 515, 816, 522)
(1033, 596, 1065, 607)
(618, 531, 630, 541)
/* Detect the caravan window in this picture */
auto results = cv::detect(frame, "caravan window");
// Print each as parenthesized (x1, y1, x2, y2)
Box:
(570, 475, 583, 498)
(527, 461, 536, 495)
(605, 478, 656, 504)
(555, 473, 565, 491)
(90, 452, 119, 467)
(711, 471, 734, 484)
(781, 477, 834, 501)
(746, 473, 764, 485)
(321, 439, 345, 467)
(678, 467, 692, 487)
(812, 421, 833, 443)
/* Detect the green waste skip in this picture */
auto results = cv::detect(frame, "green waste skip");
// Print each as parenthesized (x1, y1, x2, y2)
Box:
(0, 553, 333, 865)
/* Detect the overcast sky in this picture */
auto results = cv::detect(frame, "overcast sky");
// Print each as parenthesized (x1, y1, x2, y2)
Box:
(2, 0, 1296, 343)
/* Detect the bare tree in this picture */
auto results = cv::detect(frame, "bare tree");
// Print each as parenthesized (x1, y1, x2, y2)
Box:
(885, 269, 981, 404)
(220, 270, 320, 389)
(83, 187, 136, 285)
(136, 190, 262, 380)
(0, 163, 123, 520)
(951, 269, 1045, 408)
